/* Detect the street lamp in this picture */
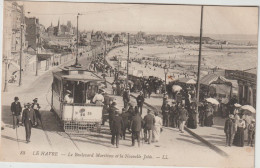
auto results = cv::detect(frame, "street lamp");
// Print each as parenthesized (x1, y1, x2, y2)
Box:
(163, 65, 168, 93)
(3, 57, 12, 92)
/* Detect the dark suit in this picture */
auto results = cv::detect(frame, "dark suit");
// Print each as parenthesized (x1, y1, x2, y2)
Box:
(143, 113, 155, 144)
(11, 101, 22, 128)
(108, 106, 117, 131)
(130, 114, 142, 146)
(123, 90, 130, 108)
(121, 112, 131, 139)
(136, 95, 144, 115)
(111, 115, 124, 147)
(22, 108, 36, 142)
(224, 118, 236, 146)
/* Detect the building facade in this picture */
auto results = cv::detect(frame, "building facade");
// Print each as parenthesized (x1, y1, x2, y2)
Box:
(225, 68, 257, 108)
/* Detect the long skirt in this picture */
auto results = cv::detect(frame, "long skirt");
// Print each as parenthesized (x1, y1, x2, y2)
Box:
(233, 127, 244, 147)
(152, 126, 161, 142)
(204, 115, 213, 127)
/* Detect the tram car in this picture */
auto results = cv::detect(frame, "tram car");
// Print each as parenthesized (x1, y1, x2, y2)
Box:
(51, 65, 104, 133)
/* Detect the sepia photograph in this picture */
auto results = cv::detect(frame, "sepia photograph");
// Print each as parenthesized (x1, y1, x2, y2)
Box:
(0, 0, 259, 167)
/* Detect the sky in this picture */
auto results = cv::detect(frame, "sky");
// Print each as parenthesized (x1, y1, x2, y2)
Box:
(16, 1, 259, 35)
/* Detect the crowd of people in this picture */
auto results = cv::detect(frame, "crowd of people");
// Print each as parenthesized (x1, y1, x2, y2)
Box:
(106, 100, 163, 148)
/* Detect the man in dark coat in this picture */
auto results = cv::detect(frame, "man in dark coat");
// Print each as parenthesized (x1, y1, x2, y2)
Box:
(170, 101, 177, 128)
(22, 103, 36, 143)
(161, 101, 171, 127)
(108, 102, 117, 132)
(111, 110, 124, 148)
(143, 109, 155, 144)
(224, 114, 236, 147)
(121, 108, 131, 140)
(136, 91, 145, 116)
(130, 111, 142, 147)
(123, 87, 130, 108)
(11, 97, 22, 129)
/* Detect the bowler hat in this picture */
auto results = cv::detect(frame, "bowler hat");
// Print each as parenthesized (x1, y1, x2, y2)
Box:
(14, 97, 19, 101)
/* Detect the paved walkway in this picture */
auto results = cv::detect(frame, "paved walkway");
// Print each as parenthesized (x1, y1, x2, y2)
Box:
(104, 49, 255, 161)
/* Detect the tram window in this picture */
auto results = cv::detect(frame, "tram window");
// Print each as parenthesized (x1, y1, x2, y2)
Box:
(53, 77, 61, 94)
(63, 80, 74, 103)
(74, 81, 85, 104)
(86, 83, 98, 102)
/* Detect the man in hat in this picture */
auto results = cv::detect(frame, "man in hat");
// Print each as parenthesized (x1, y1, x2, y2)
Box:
(31, 98, 41, 127)
(161, 100, 171, 127)
(130, 110, 142, 147)
(170, 100, 177, 128)
(123, 87, 130, 108)
(247, 119, 255, 147)
(224, 114, 236, 147)
(11, 97, 22, 129)
(136, 91, 145, 116)
(143, 109, 155, 144)
(111, 109, 124, 148)
(108, 102, 117, 132)
(22, 103, 36, 143)
(64, 90, 73, 104)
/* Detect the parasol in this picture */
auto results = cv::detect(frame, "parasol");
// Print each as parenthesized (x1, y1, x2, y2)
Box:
(206, 98, 219, 105)
(241, 105, 256, 113)
(234, 103, 242, 108)
(172, 85, 182, 92)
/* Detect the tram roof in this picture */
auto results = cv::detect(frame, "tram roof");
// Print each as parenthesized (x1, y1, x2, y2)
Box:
(53, 70, 103, 82)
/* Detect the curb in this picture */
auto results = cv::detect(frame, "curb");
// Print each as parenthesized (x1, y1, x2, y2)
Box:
(184, 126, 229, 157)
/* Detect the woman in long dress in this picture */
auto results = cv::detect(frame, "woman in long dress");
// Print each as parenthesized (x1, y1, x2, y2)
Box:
(152, 112, 162, 143)
(233, 119, 246, 147)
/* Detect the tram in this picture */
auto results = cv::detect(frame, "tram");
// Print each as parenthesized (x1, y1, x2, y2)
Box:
(51, 65, 104, 133)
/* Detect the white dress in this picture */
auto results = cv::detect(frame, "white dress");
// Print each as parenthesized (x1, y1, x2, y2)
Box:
(153, 116, 162, 142)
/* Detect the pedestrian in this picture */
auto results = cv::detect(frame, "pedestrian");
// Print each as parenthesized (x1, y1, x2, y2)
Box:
(187, 102, 198, 129)
(179, 104, 188, 133)
(11, 97, 22, 129)
(143, 109, 155, 144)
(31, 98, 41, 127)
(233, 119, 246, 147)
(247, 119, 255, 147)
(152, 112, 163, 143)
(22, 103, 36, 143)
(130, 110, 142, 147)
(161, 101, 170, 127)
(127, 103, 135, 119)
(169, 100, 177, 127)
(204, 102, 214, 127)
(136, 91, 144, 115)
(121, 108, 131, 140)
(111, 110, 124, 148)
(123, 87, 130, 108)
(108, 102, 117, 132)
(224, 114, 236, 147)
(112, 82, 117, 95)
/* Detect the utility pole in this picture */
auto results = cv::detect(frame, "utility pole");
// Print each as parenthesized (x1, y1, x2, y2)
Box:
(126, 33, 130, 87)
(196, 6, 204, 109)
(19, 21, 24, 86)
(36, 36, 38, 76)
(75, 13, 80, 65)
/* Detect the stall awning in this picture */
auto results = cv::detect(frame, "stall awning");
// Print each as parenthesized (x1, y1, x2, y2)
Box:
(200, 73, 232, 86)
(37, 54, 53, 61)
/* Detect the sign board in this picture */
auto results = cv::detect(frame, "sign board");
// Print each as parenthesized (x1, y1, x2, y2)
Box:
(63, 105, 103, 122)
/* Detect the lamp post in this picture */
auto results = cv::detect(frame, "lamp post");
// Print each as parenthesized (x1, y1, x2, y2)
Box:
(163, 65, 168, 93)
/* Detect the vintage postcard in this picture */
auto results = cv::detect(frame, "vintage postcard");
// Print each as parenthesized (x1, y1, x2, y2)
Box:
(0, 0, 258, 167)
